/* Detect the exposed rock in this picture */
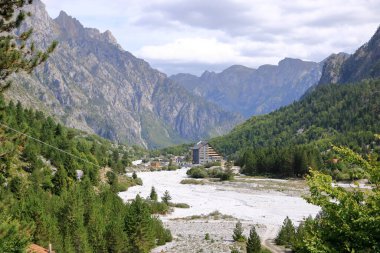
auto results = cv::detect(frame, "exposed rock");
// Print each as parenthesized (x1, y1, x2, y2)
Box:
(171, 58, 322, 117)
(6, 0, 243, 148)
(319, 26, 380, 85)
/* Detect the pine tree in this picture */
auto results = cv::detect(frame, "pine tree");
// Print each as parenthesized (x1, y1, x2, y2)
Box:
(275, 216, 295, 247)
(161, 190, 171, 204)
(124, 195, 155, 253)
(232, 221, 246, 242)
(149, 186, 158, 201)
(0, 0, 57, 92)
(0, 213, 31, 253)
(246, 226, 261, 253)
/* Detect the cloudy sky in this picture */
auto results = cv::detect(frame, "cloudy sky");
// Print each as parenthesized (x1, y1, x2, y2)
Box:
(42, 0, 379, 75)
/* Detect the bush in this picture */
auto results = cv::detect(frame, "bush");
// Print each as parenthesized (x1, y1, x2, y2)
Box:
(148, 201, 169, 214)
(169, 203, 190, 208)
(180, 179, 205, 185)
(152, 218, 172, 245)
(187, 166, 208, 178)
(204, 161, 221, 168)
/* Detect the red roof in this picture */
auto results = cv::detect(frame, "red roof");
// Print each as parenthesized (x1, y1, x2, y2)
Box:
(27, 244, 55, 253)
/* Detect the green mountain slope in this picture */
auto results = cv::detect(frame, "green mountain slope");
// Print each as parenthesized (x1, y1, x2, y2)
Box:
(210, 79, 380, 176)
(0, 95, 174, 252)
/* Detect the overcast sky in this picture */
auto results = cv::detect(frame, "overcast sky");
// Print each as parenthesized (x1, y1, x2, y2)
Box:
(42, 0, 379, 75)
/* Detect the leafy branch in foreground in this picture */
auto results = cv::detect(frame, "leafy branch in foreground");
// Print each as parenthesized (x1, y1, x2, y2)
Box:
(300, 143, 380, 252)
(0, 0, 57, 92)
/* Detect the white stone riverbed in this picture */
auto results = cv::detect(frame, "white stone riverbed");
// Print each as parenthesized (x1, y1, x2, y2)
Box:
(119, 168, 320, 252)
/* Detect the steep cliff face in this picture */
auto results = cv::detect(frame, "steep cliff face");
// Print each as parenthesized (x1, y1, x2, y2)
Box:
(319, 26, 380, 85)
(171, 58, 322, 117)
(6, 0, 242, 148)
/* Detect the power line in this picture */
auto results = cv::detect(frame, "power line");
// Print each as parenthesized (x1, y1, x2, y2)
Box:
(0, 121, 102, 168)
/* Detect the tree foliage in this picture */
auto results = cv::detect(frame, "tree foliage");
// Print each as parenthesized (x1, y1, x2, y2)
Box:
(246, 226, 261, 253)
(288, 143, 380, 252)
(275, 216, 296, 247)
(0, 97, 168, 252)
(0, 0, 57, 92)
(232, 221, 246, 242)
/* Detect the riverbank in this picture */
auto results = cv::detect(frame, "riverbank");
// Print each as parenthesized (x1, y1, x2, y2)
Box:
(119, 168, 320, 252)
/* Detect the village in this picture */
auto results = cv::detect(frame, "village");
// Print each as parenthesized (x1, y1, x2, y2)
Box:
(129, 141, 227, 172)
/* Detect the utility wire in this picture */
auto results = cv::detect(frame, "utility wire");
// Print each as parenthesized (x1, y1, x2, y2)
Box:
(0, 121, 102, 168)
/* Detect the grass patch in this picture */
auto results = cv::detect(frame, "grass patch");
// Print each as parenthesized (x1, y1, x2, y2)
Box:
(180, 179, 206, 185)
(172, 210, 235, 221)
(169, 202, 190, 208)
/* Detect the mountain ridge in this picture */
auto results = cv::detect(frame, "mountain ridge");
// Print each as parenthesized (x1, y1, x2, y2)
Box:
(5, 0, 243, 148)
(171, 58, 323, 117)
(319, 26, 380, 85)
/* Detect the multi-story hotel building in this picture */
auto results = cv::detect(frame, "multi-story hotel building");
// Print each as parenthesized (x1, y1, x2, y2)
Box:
(192, 141, 223, 164)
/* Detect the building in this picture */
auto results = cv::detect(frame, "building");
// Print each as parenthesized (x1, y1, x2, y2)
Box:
(150, 161, 161, 169)
(192, 141, 223, 164)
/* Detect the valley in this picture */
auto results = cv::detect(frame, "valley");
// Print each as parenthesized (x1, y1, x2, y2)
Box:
(120, 168, 320, 252)
(0, 1, 379, 253)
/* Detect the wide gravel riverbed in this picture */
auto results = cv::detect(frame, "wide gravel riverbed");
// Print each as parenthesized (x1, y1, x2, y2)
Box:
(119, 168, 320, 252)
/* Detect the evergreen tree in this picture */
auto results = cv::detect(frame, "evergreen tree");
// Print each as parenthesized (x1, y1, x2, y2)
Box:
(149, 186, 158, 201)
(124, 195, 155, 253)
(246, 226, 261, 253)
(232, 221, 246, 242)
(161, 190, 171, 205)
(0, 215, 31, 253)
(0, 0, 57, 92)
(275, 216, 295, 247)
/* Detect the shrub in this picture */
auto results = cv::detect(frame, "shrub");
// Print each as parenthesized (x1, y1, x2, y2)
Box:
(180, 179, 205, 185)
(187, 166, 208, 178)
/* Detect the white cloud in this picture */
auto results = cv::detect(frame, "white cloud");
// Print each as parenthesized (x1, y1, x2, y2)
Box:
(138, 38, 241, 64)
(41, 0, 380, 75)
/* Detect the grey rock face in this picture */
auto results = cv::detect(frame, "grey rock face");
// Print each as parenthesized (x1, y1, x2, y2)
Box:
(171, 58, 322, 117)
(319, 26, 380, 85)
(318, 53, 350, 85)
(6, 0, 242, 148)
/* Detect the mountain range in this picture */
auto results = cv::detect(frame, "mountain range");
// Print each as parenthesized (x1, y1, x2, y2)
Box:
(5, 0, 242, 149)
(171, 58, 323, 117)
(6, 0, 379, 150)
(211, 26, 380, 156)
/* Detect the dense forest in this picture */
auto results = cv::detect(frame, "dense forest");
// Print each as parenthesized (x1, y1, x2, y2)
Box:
(211, 79, 380, 178)
(0, 96, 171, 252)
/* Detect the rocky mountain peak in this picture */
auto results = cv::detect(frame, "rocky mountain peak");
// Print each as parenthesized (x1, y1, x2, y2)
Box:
(318, 26, 380, 85)
(55, 11, 85, 38)
(172, 58, 322, 117)
(318, 53, 350, 85)
(7, 0, 243, 148)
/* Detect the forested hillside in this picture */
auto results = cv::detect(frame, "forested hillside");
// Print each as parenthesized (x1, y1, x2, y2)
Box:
(0, 95, 173, 252)
(210, 79, 380, 177)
